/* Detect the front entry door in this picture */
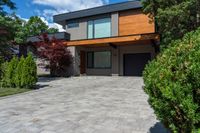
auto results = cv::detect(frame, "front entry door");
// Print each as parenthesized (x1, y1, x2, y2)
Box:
(124, 53, 151, 76)
(80, 51, 86, 74)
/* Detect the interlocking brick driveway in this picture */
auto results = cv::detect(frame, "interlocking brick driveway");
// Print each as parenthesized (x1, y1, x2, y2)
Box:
(0, 76, 168, 133)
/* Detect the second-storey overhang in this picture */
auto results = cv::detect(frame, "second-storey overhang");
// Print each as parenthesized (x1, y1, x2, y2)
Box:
(63, 33, 160, 47)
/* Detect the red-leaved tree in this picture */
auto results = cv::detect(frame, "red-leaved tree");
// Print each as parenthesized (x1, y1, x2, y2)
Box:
(35, 33, 73, 77)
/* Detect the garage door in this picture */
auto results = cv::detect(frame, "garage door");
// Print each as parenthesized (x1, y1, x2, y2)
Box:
(123, 53, 151, 76)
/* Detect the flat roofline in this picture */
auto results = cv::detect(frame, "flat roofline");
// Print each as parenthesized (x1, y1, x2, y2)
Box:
(53, 1, 142, 24)
(27, 32, 70, 43)
(54, 1, 141, 17)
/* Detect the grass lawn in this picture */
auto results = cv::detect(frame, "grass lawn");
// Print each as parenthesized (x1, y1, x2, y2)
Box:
(0, 88, 32, 97)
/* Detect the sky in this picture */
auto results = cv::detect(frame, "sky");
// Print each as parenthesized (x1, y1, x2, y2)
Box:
(7, 0, 128, 31)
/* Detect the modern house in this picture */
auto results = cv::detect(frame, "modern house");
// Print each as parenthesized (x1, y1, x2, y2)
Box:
(53, 1, 159, 76)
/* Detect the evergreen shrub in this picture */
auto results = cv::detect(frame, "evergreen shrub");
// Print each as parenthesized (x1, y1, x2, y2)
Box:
(143, 29, 200, 133)
(1, 53, 37, 88)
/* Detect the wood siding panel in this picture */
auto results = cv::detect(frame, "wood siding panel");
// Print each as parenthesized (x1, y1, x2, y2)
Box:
(64, 34, 159, 46)
(119, 10, 155, 36)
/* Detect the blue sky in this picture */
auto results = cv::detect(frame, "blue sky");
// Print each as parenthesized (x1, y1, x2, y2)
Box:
(10, 0, 127, 23)
(6, 0, 128, 30)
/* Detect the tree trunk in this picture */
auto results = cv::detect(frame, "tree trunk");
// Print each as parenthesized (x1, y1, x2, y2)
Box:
(50, 67, 68, 77)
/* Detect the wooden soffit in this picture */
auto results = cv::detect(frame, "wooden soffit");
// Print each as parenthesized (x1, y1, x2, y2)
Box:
(64, 33, 159, 46)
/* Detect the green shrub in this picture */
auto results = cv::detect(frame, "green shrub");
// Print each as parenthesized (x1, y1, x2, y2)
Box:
(0, 56, 4, 80)
(1, 53, 37, 89)
(14, 56, 25, 88)
(21, 53, 37, 88)
(1, 56, 18, 87)
(143, 29, 200, 132)
(0, 61, 7, 88)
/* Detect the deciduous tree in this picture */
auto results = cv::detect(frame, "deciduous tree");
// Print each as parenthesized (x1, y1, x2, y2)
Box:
(0, 0, 16, 58)
(142, 0, 200, 47)
(0, 0, 16, 15)
(15, 16, 58, 44)
(0, 15, 59, 58)
(35, 33, 72, 77)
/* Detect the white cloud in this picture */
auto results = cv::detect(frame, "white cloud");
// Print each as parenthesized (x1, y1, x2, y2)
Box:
(32, 0, 109, 23)
(17, 15, 65, 32)
(31, 0, 109, 32)
(48, 23, 65, 32)
(39, 16, 65, 32)
(17, 15, 28, 22)
(33, 0, 109, 12)
(38, 9, 60, 22)
(39, 16, 49, 25)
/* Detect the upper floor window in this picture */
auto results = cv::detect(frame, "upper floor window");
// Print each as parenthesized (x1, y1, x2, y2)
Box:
(67, 22, 79, 28)
(88, 18, 111, 39)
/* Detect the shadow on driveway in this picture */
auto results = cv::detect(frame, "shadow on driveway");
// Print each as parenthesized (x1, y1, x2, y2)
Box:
(149, 122, 170, 133)
(35, 84, 49, 89)
(38, 77, 65, 83)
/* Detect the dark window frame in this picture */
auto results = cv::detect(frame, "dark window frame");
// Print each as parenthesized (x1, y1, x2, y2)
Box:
(87, 52, 94, 68)
(87, 51, 112, 69)
(67, 22, 79, 28)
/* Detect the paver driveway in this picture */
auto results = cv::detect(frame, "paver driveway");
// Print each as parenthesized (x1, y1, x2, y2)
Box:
(0, 76, 168, 133)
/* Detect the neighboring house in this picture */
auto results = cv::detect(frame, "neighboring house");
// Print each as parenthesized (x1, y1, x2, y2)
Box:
(53, 1, 159, 76)
(0, 27, 20, 57)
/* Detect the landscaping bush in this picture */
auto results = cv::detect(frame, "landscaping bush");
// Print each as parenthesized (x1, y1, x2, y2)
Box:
(21, 53, 37, 88)
(0, 56, 4, 80)
(1, 56, 18, 87)
(143, 28, 200, 133)
(14, 56, 25, 88)
(1, 53, 37, 88)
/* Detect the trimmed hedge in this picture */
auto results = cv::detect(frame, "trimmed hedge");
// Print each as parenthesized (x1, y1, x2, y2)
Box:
(1, 53, 37, 88)
(2, 56, 18, 87)
(14, 56, 25, 88)
(0, 56, 4, 80)
(22, 54, 37, 88)
(143, 28, 200, 133)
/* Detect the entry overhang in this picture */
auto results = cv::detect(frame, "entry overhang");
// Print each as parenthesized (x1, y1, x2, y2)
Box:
(63, 33, 159, 46)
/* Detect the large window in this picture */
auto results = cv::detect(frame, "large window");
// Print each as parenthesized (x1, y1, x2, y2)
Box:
(87, 51, 111, 69)
(87, 18, 111, 39)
